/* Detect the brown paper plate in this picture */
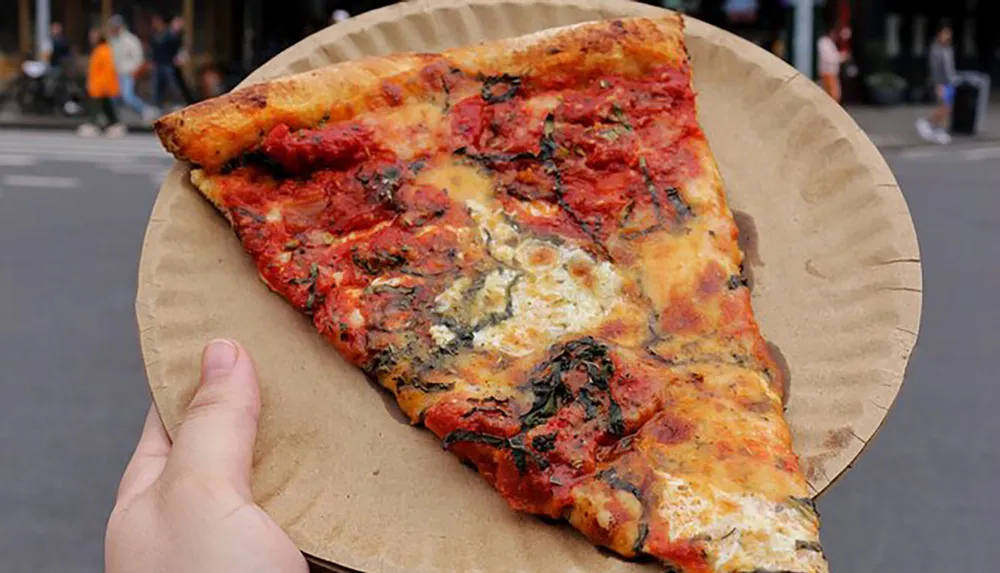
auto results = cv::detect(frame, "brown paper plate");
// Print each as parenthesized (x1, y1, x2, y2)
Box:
(136, 1, 922, 572)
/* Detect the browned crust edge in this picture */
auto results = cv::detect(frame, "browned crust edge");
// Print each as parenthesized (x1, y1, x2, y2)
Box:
(153, 15, 685, 171)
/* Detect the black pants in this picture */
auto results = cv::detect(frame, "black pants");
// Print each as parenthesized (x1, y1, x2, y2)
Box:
(153, 63, 195, 106)
(172, 64, 195, 104)
(89, 96, 118, 126)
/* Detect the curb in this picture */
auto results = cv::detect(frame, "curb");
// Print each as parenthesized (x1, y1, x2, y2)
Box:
(878, 136, 1000, 154)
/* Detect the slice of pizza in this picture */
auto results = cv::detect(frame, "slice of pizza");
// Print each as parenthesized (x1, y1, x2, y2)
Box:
(154, 15, 828, 573)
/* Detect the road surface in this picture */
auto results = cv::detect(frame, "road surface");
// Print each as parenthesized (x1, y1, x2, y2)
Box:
(0, 131, 997, 572)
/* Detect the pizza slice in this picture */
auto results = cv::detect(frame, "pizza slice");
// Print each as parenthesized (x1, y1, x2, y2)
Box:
(154, 15, 828, 573)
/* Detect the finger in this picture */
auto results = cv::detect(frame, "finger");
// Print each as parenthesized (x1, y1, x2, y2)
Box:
(163, 339, 261, 500)
(116, 405, 171, 504)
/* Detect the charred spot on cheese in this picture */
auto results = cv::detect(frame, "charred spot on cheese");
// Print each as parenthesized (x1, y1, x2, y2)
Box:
(479, 73, 522, 104)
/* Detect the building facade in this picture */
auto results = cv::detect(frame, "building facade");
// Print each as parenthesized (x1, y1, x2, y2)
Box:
(4, 0, 997, 101)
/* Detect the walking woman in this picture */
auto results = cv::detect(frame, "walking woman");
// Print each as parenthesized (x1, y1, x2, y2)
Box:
(817, 25, 843, 103)
(78, 28, 126, 137)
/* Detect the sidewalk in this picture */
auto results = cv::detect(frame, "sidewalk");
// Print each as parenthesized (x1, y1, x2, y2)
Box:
(2, 99, 997, 149)
(846, 103, 1000, 149)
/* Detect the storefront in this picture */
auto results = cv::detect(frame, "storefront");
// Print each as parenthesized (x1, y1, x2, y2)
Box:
(7, 0, 995, 100)
(648, 0, 998, 101)
(857, 0, 999, 96)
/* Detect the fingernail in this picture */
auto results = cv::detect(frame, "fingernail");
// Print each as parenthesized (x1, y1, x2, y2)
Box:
(203, 339, 238, 379)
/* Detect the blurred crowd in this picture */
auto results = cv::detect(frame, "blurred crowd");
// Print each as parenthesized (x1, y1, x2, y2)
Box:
(2, 11, 229, 137)
(62, 14, 196, 136)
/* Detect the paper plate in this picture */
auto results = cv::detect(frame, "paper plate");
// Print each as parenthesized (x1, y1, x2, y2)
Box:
(135, 1, 922, 572)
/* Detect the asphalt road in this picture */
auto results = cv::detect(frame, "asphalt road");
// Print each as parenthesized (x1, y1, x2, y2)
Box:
(0, 131, 997, 572)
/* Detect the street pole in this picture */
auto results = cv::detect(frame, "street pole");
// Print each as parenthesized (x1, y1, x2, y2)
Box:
(35, 0, 51, 60)
(793, 0, 814, 79)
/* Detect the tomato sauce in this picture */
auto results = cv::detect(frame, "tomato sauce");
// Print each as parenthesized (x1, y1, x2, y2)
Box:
(261, 123, 381, 174)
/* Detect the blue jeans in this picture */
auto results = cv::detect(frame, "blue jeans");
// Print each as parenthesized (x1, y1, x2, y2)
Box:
(116, 73, 147, 116)
(938, 83, 955, 106)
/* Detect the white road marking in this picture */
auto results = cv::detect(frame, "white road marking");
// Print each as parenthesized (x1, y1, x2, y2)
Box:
(0, 134, 168, 162)
(2, 175, 80, 189)
(0, 145, 167, 160)
(899, 144, 1000, 162)
(962, 146, 1000, 161)
(0, 154, 37, 166)
(0, 133, 173, 182)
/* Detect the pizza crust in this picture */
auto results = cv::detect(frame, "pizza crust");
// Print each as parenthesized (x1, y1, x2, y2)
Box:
(153, 15, 686, 171)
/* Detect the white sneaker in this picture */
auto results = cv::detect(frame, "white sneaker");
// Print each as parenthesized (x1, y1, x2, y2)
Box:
(76, 123, 99, 137)
(915, 118, 935, 142)
(933, 129, 952, 145)
(105, 123, 128, 138)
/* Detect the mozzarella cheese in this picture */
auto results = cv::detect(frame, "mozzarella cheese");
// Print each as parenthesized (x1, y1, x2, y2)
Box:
(429, 324, 457, 347)
(431, 201, 626, 355)
(651, 471, 824, 571)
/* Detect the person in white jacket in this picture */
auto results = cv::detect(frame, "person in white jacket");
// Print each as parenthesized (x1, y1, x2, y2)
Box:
(107, 15, 155, 122)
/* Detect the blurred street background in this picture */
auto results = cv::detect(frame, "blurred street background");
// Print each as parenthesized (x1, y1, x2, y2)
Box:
(2, 1, 999, 572)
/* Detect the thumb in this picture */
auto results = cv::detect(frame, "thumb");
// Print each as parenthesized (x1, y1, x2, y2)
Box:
(164, 339, 261, 500)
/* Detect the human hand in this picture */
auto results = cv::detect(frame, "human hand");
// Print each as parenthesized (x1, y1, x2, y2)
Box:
(106, 340, 308, 573)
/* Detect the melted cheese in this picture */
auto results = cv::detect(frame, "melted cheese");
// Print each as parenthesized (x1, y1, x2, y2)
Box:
(651, 471, 824, 572)
(363, 102, 444, 159)
(470, 268, 518, 324)
(637, 219, 736, 310)
(429, 324, 457, 346)
(465, 200, 519, 265)
(430, 201, 625, 355)
(415, 160, 496, 205)
(435, 276, 471, 315)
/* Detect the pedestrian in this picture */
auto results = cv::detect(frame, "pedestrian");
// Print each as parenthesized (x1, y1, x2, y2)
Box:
(78, 28, 125, 138)
(916, 22, 957, 145)
(104, 340, 309, 573)
(41, 21, 72, 70)
(107, 15, 156, 124)
(40, 21, 73, 104)
(169, 16, 196, 104)
(817, 24, 843, 103)
(150, 14, 192, 110)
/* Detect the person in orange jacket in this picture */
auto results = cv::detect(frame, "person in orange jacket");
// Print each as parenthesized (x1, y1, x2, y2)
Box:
(79, 28, 126, 137)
